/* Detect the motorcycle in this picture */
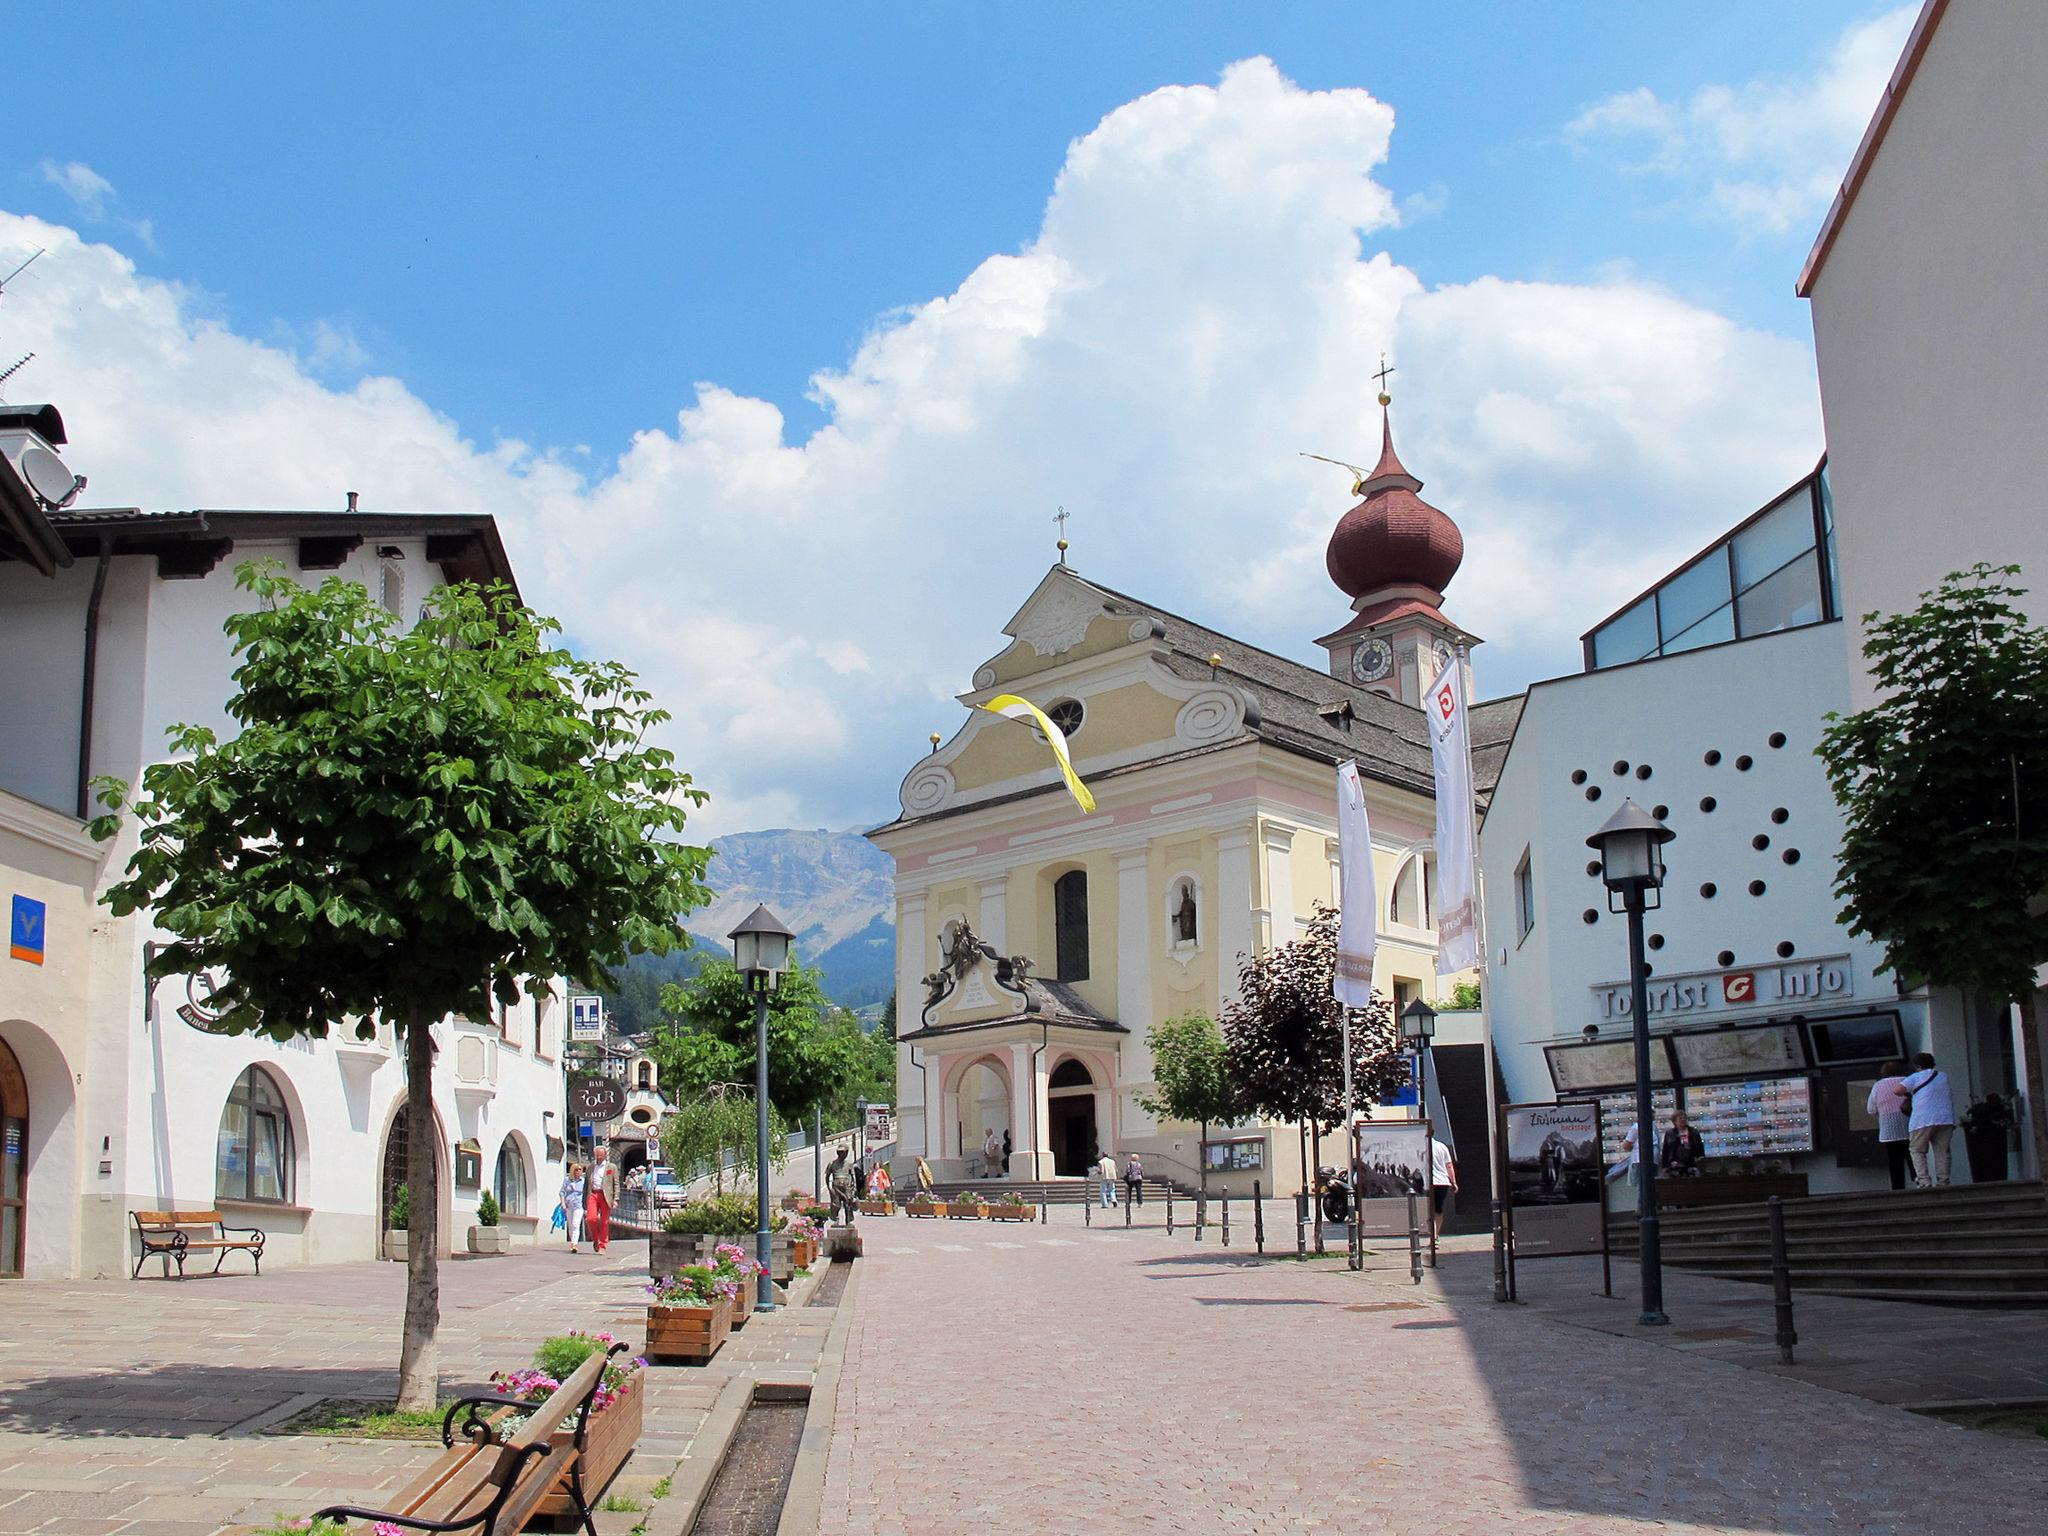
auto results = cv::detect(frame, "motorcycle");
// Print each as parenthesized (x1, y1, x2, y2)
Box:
(1317, 1164, 1354, 1224)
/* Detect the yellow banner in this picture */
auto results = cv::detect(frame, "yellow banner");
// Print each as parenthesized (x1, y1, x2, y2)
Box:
(975, 693, 1097, 814)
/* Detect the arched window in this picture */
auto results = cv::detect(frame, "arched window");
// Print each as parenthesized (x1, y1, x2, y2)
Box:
(216, 1066, 294, 1204)
(1048, 1058, 1094, 1090)
(493, 1139, 529, 1217)
(1389, 853, 1436, 930)
(1053, 870, 1090, 981)
(636, 1060, 653, 1091)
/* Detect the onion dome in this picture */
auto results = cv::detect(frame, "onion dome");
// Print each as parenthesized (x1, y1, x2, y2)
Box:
(1325, 411, 1464, 602)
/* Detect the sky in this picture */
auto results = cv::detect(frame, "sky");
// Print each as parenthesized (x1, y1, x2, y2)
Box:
(6, 2, 1915, 838)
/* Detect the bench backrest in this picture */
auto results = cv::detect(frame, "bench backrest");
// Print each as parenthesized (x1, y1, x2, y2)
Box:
(133, 1210, 225, 1231)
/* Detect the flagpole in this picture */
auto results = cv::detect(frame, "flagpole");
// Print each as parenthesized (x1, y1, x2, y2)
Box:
(1456, 644, 1511, 1305)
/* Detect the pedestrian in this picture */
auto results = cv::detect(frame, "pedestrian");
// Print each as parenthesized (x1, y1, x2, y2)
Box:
(1097, 1149, 1119, 1208)
(1429, 1135, 1457, 1237)
(585, 1145, 617, 1253)
(916, 1155, 934, 1194)
(982, 1127, 1002, 1180)
(1659, 1109, 1706, 1176)
(1899, 1052, 1957, 1188)
(1607, 1122, 1648, 1186)
(869, 1161, 893, 1199)
(827, 1146, 858, 1225)
(559, 1162, 587, 1252)
(1124, 1152, 1145, 1206)
(1002, 1129, 1013, 1175)
(1867, 1060, 1913, 1191)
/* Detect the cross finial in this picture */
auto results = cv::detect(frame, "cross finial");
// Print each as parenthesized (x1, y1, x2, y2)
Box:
(1054, 505, 1070, 566)
(1374, 352, 1395, 408)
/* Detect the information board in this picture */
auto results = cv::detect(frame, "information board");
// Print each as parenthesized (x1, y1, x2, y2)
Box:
(1597, 1077, 1813, 1162)
(1503, 1100, 1606, 1260)
(1667, 1022, 1807, 1081)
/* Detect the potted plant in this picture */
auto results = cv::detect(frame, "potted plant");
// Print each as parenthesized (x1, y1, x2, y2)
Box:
(467, 1189, 512, 1255)
(905, 1192, 939, 1219)
(858, 1192, 896, 1216)
(711, 1241, 761, 1329)
(652, 1193, 796, 1280)
(945, 1193, 985, 1220)
(1963, 1094, 2016, 1183)
(644, 1265, 736, 1365)
(986, 1194, 1034, 1222)
(492, 1332, 646, 1516)
(785, 1211, 823, 1267)
(383, 1183, 410, 1262)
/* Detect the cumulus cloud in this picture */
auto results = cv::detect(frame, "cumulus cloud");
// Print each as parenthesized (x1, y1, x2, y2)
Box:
(1566, 6, 1918, 232)
(0, 56, 1822, 837)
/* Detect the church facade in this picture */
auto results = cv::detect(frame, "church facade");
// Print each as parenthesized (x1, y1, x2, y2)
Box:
(868, 414, 1519, 1194)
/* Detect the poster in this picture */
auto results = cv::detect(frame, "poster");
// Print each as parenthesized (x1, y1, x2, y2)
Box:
(1668, 1023, 1806, 1080)
(1504, 1100, 1606, 1258)
(1351, 1120, 1432, 1198)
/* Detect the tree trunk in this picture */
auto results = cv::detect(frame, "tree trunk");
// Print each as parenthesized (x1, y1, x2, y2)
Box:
(2022, 991, 2048, 1184)
(396, 1010, 441, 1411)
(1198, 1119, 1208, 1196)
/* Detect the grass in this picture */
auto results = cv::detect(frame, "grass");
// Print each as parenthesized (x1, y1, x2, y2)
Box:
(1926, 1405, 2048, 1440)
(649, 1476, 672, 1501)
(268, 1398, 451, 1440)
(599, 1494, 643, 1513)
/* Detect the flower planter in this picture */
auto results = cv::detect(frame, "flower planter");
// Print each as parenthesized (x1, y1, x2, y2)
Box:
(1965, 1126, 2010, 1183)
(857, 1199, 895, 1217)
(730, 1277, 757, 1329)
(944, 1202, 984, 1220)
(382, 1231, 408, 1262)
(793, 1237, 819, 1268)
(467, 1225, 512, 1255)
(534, 1366, 644, 1522)
(652, 1231, 801, 1282)
(986, 1205, 1034, 1223)
(646, 1298, 732, 1365)
(905, 1201, 940, 1219)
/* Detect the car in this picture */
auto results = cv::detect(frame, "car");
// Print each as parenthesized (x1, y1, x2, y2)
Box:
(644, 1167, 689, 1208)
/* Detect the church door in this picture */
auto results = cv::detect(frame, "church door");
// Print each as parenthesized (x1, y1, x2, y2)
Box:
(1047, 1057, 1100, 1176)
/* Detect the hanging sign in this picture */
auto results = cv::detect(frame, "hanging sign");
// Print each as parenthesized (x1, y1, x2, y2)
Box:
(570, 996, 605, 1042)
(568, 1077, 626, 1122)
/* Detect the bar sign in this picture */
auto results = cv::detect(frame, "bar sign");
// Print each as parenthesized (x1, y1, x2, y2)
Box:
(10, 894, 46, 965)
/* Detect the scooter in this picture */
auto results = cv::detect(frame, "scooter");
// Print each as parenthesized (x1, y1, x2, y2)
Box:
(1317, 1164, 1354, 1224)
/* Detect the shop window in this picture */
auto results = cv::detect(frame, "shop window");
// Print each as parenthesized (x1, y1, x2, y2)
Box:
(1054, 870, 1090, 982)
(216, 1066, 294, 1204)
(494, 1139, 529, 1217)
(1513, 850, 1535, 943)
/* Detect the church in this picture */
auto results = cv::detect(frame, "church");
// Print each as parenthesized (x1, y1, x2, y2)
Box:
(867, 407, 1519, 1194)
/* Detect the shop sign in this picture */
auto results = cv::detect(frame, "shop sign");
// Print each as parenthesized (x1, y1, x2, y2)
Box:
(864, 1103, 893, 1141)
(9, 895, 45, 965)
(568, 1077, 626, 1122)
(570, 995, 604, 1042)
(176, 969, 232, 1032)
(1591, 955, 1850, 1023)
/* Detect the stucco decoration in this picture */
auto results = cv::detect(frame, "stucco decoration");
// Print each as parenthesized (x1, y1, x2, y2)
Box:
(973, 664, 998, 689)
(1174, 688, 1254, 748)
(901, 762, 955, 816)
(1128, 617, 1166, 643)
(1015, 582, 1106, 657)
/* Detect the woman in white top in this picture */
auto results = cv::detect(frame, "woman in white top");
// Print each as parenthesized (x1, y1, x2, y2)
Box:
(1898, 1052, 1958, 1188)
(1866, 1061, 1912, 1191)
(559, 1163, 587, 1252)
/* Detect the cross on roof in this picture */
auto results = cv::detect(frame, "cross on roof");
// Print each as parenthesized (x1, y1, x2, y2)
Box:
(1054, 506, 1070, 566)
(1374, 353, 1396, 401)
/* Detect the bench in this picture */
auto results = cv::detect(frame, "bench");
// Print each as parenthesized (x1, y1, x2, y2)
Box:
(131, 1210, 266, 1280)
(314, 1341, 627, 1536)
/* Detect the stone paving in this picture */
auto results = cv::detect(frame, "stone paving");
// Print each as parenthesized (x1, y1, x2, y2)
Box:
(817, 1206, 2048, 1535)
(0, 1245, 831, 1536)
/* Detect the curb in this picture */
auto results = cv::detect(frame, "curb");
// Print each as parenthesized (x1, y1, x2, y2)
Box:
(773, 1259, 861, 1536)
(646, 1372, 754, 1536)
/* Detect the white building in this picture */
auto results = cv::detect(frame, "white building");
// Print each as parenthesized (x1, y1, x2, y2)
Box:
(0, 403, 570, 1279)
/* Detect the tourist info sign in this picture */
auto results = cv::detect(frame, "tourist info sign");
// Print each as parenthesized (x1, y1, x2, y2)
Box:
(570, 995, 604, 1042)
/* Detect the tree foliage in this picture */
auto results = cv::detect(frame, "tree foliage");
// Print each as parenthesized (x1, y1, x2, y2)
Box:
(1818, 565, 2048, 1003)
(1220, 904, 1406, 1127)
(659, 1087, 788, 1195)
(1138, 1012, 1236, 1132)
(652, 957, 880, 1125)
(90, 562, 712, 1407)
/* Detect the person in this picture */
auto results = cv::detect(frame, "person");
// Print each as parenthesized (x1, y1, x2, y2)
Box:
(1899, 1051, 1957, 1188)
(982, 1128, 1002, 1180)
(827, 1147, 858, 1225)
(1608, 1122, 1648, 1186)
(1659, 1109, 1706, 1176)
(585, 1146, 617, 1253)
(869, 1161, 892, 1198)
(559, 1162, 587, 1252)
(1429, 1135, 1457, 1237)
(916, 1155, 934, 1194)
(1097, 1150, 1119, 1208)
(1124, 1152, 1145, 1206)
(1002, 1129, 1013, 1175)
(1867, 1060, 1913, 1191)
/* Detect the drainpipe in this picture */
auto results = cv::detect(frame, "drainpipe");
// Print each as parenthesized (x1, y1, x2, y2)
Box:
(76, 537, 112, 818)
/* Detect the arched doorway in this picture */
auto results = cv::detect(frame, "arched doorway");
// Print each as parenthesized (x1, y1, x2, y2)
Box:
(1, 1038, 27, 1279)
(378, 1100, 450, 1254)
(1047, 1057, 1098, 1176)
(954, 1056, 1012, 1173)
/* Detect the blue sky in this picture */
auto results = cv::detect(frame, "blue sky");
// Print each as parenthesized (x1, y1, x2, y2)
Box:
(7, 3, 1911, 834)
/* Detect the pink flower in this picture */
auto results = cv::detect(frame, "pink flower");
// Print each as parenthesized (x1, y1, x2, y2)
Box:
(376, 1524, 406, 1536)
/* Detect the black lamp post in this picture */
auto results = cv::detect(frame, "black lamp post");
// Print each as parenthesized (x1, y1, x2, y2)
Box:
(1587, 798, 1676, 1327)
(730, 903, 794, 1312)
(1400, 998, 1438, 1125)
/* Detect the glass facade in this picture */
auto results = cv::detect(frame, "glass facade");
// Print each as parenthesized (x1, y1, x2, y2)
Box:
(1584, 464, 1835, 672)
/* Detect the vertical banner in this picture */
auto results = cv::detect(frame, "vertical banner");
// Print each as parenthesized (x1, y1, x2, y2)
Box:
(1426, 654, 1479, 976)
(1333, 760, 1377, 1008)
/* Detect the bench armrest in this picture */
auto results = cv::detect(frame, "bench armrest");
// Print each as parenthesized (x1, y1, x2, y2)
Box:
(219, 1224, 266, 1242)
(441, 1392, 533, 1448)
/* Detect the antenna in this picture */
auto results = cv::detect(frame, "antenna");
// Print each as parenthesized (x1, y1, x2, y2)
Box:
(0, 250, 46, 401)
(0, 248, 45, 293)
(0, 353, 34, 393)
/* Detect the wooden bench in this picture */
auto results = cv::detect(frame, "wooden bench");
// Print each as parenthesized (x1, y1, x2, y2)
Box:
(131, 1210, 266, 1280)
(314, 1342, 627, 1536)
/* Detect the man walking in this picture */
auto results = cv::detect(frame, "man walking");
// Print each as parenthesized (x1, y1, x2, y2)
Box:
(1097, 1149, 1119, 1208)
(1899, 1052, 1958, 1188)
(1428, 1134, 1457, 1237)
(585, 1145, 617, 1254)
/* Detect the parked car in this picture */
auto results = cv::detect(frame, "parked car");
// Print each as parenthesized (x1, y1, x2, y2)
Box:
(646, 1167, 689, 1209)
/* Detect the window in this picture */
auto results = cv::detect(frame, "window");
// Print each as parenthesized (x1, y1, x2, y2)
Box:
(1044, 698, 1085, 740)
(378, 558, 405, 619)
(1590, 596, 1657, 668)
(636, 1060, 653, 1091)
(1389, 854, 1434, 929)
(493, 1139, 529, 1217)
(1393, 978, 1420, 1012)
(216, 1066, 294, 1204)
(1054, 869, 1090, 981)
(1514, 850, 1535, 942)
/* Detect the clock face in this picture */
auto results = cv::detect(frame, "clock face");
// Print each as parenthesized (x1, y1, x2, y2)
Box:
(1431, 640, 1454, 676)
(1350, 639, 1394, 683)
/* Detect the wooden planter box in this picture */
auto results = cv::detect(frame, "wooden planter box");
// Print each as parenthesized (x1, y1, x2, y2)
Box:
(986, 1206, 1034, 1222)
(944, 1203, 984, 1220)
(731, 1278, 756, 1329)
(651, 1231, 800, 1283)
(857, 1199, 895, 1216)
(645, 1299, 732, 1366)
(905, 1201, 940, 1219)
(534, 1368, 644, 1523)
(792, 1238, 819, 1269)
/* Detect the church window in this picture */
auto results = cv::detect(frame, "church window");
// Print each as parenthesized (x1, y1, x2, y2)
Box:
(1389, 853, 1435, 930)
(1044, 698, 1085, 740)
(1049, 1058, 1093, 1090)
(1054, 870, 1090, 981)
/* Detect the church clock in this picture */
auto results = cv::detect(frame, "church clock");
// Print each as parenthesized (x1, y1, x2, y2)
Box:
(1350, 638, 1394, 683)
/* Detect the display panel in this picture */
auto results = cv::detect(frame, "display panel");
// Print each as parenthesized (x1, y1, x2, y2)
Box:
(1202, 1137, 1266, 1172)
(1597, 1077, 1813, 1161)
(1545, 1037, 1678, 1095)
(1668, 1022, 1808, 1080)
(1804, 1011, 1906, 1067)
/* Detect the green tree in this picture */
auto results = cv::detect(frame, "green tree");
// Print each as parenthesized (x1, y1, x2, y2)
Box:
(1136, 1012, 1236, 1191)
(653, 958, 854, 1120)
(1436, 979, 1482, 1011)
(659, 1086, 788, 1195)
(1819, 563, 2048, 1172)
(91, 563, 711, 1409)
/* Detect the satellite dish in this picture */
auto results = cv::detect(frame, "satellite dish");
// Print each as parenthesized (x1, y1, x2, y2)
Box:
(18, 444, 84, 509)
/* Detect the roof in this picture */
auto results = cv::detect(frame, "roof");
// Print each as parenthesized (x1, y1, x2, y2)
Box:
(0, 404, 68, 446)
(1797, 0, 1948, 298)
(897, 975, 1127, 1044)
(0, 455, 72, 576)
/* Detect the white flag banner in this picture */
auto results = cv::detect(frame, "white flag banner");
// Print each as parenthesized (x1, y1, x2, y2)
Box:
(1427, 654, 1480, 976)
(1333, 760, 1377, 1008)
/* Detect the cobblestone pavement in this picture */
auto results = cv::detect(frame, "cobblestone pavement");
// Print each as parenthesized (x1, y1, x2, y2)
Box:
(817, 1209, 2048, 1535)
(0, 1245, 831, 1536)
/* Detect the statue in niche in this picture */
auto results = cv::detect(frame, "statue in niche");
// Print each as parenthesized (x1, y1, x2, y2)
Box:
(1173, 884, 1198, 944)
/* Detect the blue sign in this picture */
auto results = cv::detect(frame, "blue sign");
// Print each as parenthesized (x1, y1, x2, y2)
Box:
(1382, 1056, 1420, 1108)
(9, 895, 45, 965)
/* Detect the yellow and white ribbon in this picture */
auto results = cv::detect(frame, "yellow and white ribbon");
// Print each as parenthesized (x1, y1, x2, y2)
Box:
(975, 693, 1097, 814)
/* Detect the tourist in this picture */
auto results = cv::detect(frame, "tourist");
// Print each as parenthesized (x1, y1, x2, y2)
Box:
(1429, 1135, 1457, 1237)
(869, 1161, 892, 1198)
(559, 1162, 587, 1252)
(1097, 1149, 1119, 1208)
(586, 1146, 616, 1253)
(916, 1155, 934, 1194)
(1124, 1152, 1145, 1205)
(1659, 1109, 1706, 1176)
(982, 1128, 1002, 1179)
(1867, 1060, 1913, 1191)
(1002, 1129, 1013, 1174)
(1899, 1052, 1957, 1188)
(1607, 1122, 1648, 1185)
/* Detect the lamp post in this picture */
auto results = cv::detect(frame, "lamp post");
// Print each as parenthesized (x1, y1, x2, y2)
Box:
(730, 903, 795, 1313)
(1399, 998, 1437, 1126)
(1587, 799, 1675, 1327)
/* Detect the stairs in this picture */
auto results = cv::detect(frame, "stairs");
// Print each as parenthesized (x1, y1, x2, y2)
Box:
(921, 1178, 1185, 1207)
(1607, 1180, 2048, 1307)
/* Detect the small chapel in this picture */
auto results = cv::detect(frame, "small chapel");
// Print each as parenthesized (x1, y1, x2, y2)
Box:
(867, 403, 1521, 1195)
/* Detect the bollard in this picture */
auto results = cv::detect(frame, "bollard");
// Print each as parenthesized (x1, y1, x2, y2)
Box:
(1769, 1196, 1798, 1365)
(1349, 1213, 1360, 1272)
(1295, 1191, 1307, 1260)
(1166, 1184, 1175, 1235)
(1254, 1180, 1265, 1254)
(1406, 1191, 1423, 1285)
(1041, 1199, 1048, 1225)
(1125, 1190, 1132, 1229)
(1222, 1193, 1231, 1247)
(1195, 1194, 1206, 1243)
(1085, 1192, 1092, 1227)
(1313, 1190, 1325, 1255)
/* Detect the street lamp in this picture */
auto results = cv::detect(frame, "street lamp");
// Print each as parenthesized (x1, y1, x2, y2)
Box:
(1587, 798, 1676, 1327)
(1400, 998, 1437, 1126)
(730, 903, 794, 1312)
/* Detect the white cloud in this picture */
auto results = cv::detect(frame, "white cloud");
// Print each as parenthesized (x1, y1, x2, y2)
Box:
(1567, 6, 1918, 232)
(0, 56, 1822, 835)
(40, 161, 115, 219)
